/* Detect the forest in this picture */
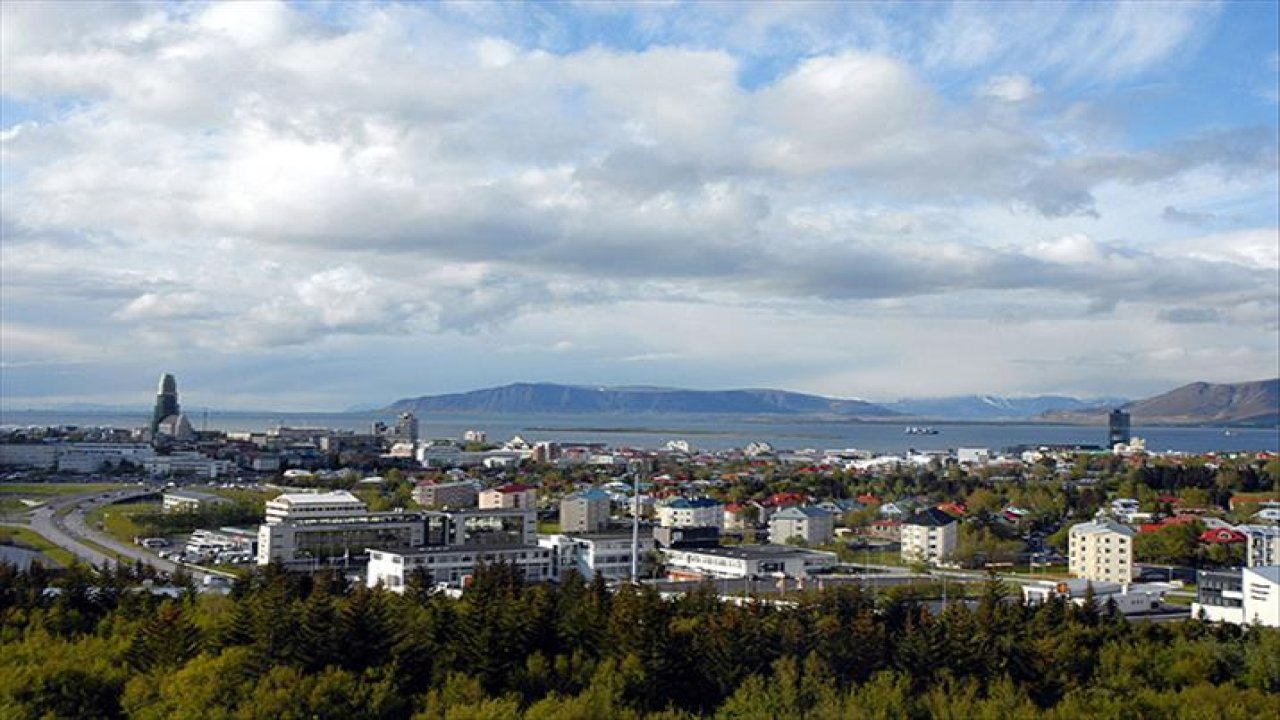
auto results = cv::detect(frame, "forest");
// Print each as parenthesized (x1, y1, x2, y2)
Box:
(1, 561, 1277, 719)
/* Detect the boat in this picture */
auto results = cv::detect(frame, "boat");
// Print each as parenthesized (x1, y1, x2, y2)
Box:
(904, 426, 939, 435)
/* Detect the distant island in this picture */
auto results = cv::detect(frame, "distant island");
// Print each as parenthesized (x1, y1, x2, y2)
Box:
(385, 378, 1277, 426)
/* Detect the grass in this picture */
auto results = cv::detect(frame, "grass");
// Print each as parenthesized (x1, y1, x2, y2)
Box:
(537, 521, 561, 534)
(85, 502, 160, 545)
(0, 482, 132, 497)
(0, 526, 78, 567)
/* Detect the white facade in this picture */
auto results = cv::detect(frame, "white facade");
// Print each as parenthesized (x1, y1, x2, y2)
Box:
(662, 545, 838, 580)
(1021, 579, 1166, 615)
(1069, 519, 1136, 583)
(539, 533, 656, 581)
(162, 489, 229, 513)
(57, 443, 155, 473)
(956, 448, 990, 464)
(656, 498, 724, 529)
(479, 484, 537, 510)
(0, 444, 61, 469)
(560, 490, 611, 533)
(257, 512, 425, 566)
(413, 480, 479, 509)
(367, 544, 553, 591)
(143, 452, 232, 478)
(900, 509, 958, 566)
(1241, 525, 1280, 567)
(768, 506, 834, 546)
(264, 490, 367, 524)
(1192, 567, 1280, 628)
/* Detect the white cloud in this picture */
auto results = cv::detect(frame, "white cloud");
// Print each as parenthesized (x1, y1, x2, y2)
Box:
(980, 74, 1039, 103)
(0, 1, 1274, 408)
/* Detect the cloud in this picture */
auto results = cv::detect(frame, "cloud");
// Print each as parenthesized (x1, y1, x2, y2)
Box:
(1162, 205, 1217, 226)
(980, 73, 1039, 102)
(0, 1, 1274, 408)
(1158, 307, 1223, 324)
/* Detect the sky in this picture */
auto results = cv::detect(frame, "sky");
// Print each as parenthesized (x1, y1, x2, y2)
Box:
(1, 0, 1278, 411)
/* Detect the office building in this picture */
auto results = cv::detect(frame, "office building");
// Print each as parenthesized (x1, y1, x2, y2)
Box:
(539, 532, 656, 581)
(1108, 409, 1131, 447)
(1193, 567, 1280, 628)
(413, 480, 479, 509)
(662, 545, 838, 580)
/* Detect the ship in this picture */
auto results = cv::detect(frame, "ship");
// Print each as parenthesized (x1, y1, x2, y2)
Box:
(904, 426, 940, 435)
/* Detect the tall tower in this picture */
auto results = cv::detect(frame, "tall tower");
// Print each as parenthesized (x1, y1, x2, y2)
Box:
(151, 373, 180, 434)
(1108, 408, 1131, 447)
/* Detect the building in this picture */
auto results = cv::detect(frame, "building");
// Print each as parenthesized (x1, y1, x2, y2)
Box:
(656, 497, 724, 529)
(1240, 525, 1280, 567)
(479, 483, 537, 510)
(662, 545, 838, 580)
(1021, 578, 1166, 615)
(150, 373, 180, 436)
(0, 443, 61, 470)
(368, 544, 553, 590)
(56, 443, 155, 473)
(560, 488, 612, 533)
(264, 490, 368, 524)
(768, 506, 834, 546)
(1069, 518, 1136, 583)
(539, 532, 656, 581)
(257, 512, 427, 567)
(162, 489, 231, 513)
(413, 480, 479, 509)
(653, 525, 720, 549)
(142, 451, 232, 478)
(1192, 567, 1280, 628)
(390, 412, 419, 445)
(365, 508, 544, 589)
(956, 448, 991, 465)
(1108, 409, 1131, 447)
(900, 508, 958, 566)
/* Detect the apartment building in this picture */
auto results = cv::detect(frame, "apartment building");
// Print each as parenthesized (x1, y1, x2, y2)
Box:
(1068, 518, 1136, 583)
(900, 508, 958, 566)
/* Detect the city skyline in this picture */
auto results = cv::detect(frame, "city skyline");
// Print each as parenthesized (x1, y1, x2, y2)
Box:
(2, 1, 1278, 411)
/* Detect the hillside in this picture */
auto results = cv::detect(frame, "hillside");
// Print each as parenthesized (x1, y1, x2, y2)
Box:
(386, 382, 898, 417)
(885, 394, 1128, 420)
(1043, 379, 1279, 426)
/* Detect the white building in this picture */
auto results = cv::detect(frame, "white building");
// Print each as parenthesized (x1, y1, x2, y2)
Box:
(656, 498, 723, 529)
(412, 480, 479, 509)
(1192, 567, 1280, 628)
(1021, 578, 1166, 615)
(956, 448, 991, 465)
(142, 452, 232, 478)
(367, 544, 553, 591)
(539, 533, 656, 581)
(1240, 525, 1280, 567)
(1069, 518, 1136, 583)
(0, 444, 60, 470)
(662, 545, 838, 580)
(900, 508, 958, 566)
(57, 443, 155, 473)
(479, 483, 537, 510)
(768, 506, 834, 546)
(162, 489, 231, 513)
(560, 489, 612, 533)
(257, 512, 426, 567)
(264, 490, 368, 524)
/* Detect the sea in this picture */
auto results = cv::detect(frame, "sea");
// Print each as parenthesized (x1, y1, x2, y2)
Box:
(1, 410, 1276, 455)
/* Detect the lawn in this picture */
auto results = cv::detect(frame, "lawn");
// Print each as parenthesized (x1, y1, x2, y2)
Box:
(537, 520, 561, 534)
(0, 482, 133, 497)
(86, 502, 161, 545)
(0, 526, 77, 567)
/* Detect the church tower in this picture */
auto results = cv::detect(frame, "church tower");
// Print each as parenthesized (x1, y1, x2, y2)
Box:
(151, 373, 180, 434)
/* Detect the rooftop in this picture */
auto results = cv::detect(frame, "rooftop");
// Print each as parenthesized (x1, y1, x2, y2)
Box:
(903, 507, 957, 528)
(668, 544, 836, 561)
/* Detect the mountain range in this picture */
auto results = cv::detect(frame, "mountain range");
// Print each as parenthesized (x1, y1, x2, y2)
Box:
(1043, 378, 1279, 426)
(387, 383, 896, 417)
(387, 380, 1278, 425)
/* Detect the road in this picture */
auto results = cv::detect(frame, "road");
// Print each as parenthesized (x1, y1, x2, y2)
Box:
(21, 486, 224, 582)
